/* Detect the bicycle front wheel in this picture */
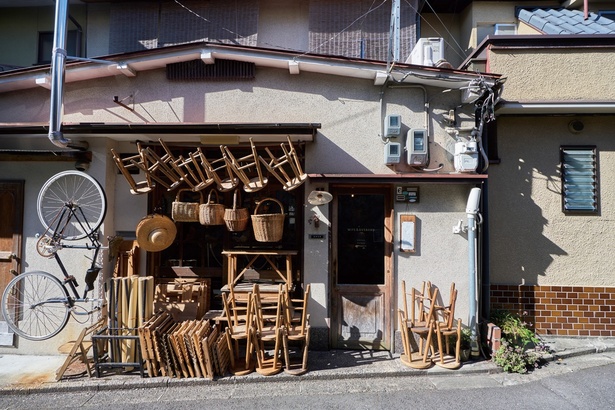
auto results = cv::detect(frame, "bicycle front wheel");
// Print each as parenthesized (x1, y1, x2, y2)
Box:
(1, 271, 71, 341)
(37, 170, 107, 240)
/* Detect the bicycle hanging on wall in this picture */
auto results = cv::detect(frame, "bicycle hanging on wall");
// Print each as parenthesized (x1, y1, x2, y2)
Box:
(1, 170, 108, 341)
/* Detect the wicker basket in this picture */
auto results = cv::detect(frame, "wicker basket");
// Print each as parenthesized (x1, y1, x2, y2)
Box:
(251, 198, 285, 242)
(172, 189, 202, 222)
(224, 190, 249, 232)
(199, 189, 225, 226)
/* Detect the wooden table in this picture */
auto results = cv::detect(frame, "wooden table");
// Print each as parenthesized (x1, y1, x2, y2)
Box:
(221, 249, 298, 290)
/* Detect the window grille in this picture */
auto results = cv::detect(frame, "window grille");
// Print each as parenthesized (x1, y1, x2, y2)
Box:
(561, 146, 598, 213)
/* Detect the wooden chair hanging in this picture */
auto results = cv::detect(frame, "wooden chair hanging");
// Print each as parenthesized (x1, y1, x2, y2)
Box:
(158, 139, 199, 191)
(110, 146, 154, 195)
(135, 146, 183, 191)
(182, 149, 217, 192)
(222, 138, 268, 192)
(259, 136, 307, 191)
(195, 148, 239, 192)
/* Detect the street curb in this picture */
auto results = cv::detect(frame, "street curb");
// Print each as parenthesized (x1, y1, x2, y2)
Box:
(0, 357, 501, 396)
(8, 345, 615, 396)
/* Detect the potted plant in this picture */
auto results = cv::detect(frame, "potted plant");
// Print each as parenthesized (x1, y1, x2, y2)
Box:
(459, 328, 472, 362)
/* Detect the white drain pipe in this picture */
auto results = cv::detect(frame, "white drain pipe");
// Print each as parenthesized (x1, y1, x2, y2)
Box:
(466, 187, 481, 356)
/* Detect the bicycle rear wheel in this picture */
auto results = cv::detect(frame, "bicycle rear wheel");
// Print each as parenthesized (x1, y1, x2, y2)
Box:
(37, 170, 107, 240)
(1, 271, 71, 341)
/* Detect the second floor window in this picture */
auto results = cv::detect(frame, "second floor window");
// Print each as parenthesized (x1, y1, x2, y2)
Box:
(38, 30, 79, 65)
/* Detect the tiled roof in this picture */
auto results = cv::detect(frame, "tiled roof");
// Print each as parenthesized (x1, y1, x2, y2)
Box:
(517, 8, 615, 34)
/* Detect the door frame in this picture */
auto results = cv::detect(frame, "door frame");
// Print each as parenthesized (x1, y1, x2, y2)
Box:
(0, 180, 24, 347)
(330, 184, 393, 350)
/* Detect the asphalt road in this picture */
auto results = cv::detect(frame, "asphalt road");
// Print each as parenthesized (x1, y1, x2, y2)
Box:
(2, 354, 614, 410)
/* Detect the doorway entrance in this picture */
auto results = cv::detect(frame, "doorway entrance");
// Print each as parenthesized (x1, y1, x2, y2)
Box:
(0, 181, 24, 346)
(331, 186, 392, 350)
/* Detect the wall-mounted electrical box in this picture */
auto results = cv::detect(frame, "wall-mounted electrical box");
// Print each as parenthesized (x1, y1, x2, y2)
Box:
(384, 114, 401, 137)
(384, 142, 401, 165)
(396, 186, 419, 203)
(407, 128, 428, 167)
(454, 140, 479, 173)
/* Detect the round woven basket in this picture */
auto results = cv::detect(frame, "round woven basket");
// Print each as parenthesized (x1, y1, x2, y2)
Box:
(136, 214, 177, 252)
(224, 190, 249, 232)
(251, 198, 285, 242)
(199, 189, 225, 225)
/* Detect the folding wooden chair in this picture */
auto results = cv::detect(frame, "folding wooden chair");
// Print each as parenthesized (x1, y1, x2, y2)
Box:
(222, 138, 268, 192)
(110, 146, 154, 195)
(222, 285, 255, 375)
(251, 284, 284, 376)
(398, 280, 438, 369)
(282, 284, 310, 375)
(259, 136, 307, 191)
(433, 282, 462, 369)
(55, 317, 106, 380)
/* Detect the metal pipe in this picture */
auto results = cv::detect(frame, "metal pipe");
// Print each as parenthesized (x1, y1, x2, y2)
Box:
(466, 187, 481, 356)
(49, 0, 69, 148)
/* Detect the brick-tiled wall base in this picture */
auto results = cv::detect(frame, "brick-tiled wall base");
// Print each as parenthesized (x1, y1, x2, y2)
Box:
(490, 285, 615, 337)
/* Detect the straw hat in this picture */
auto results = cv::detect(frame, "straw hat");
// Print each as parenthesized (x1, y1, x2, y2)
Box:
(136, 214, 177, 252)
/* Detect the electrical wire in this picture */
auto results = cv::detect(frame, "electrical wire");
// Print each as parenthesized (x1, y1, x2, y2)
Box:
(418, 0, 467, 60)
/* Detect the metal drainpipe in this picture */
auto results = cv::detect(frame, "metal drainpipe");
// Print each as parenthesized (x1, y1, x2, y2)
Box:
(466, 187, 481, 357)
(49, 0, 88, 150)
(48, 0, 69, 148)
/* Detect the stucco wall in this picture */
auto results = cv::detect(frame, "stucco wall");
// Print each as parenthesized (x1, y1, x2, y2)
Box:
(489, 48, 615, 101)
(0, 137, 115, 355)
(489, 115, 615, 287)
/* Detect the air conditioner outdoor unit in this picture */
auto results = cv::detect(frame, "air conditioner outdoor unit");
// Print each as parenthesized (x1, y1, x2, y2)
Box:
(406, 37, 444, 67)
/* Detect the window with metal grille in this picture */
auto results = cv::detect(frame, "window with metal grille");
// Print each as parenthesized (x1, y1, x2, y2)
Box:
(561, 146, 598, 213)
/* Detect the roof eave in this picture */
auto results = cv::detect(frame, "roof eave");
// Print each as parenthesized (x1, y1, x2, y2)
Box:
(0, 42, 499, 94)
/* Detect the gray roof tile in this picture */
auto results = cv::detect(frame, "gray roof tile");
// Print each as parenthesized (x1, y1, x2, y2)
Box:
(517, 7, 615, 34)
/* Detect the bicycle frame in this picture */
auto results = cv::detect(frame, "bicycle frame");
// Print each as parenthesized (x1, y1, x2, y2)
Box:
(46, 203, 105, 303)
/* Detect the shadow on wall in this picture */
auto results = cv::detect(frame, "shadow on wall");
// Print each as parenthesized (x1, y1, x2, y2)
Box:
(490, 125, 569, 326)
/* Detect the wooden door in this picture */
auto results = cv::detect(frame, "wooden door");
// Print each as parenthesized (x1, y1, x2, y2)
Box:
(331, 186, 392, 350)
(0, 181, 24, 346)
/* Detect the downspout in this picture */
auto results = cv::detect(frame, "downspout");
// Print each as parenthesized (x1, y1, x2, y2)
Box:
(49, 0, 87, 150)
(466, 187, 481, 357)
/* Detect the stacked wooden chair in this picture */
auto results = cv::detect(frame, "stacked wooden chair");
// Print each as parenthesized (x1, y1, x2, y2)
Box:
(398, 280, 439, 369)
(433, 282, 462, 369)
(221, 285, 255, 376)
(251, 284, 285, 375)
(282, 283, 311, 375)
